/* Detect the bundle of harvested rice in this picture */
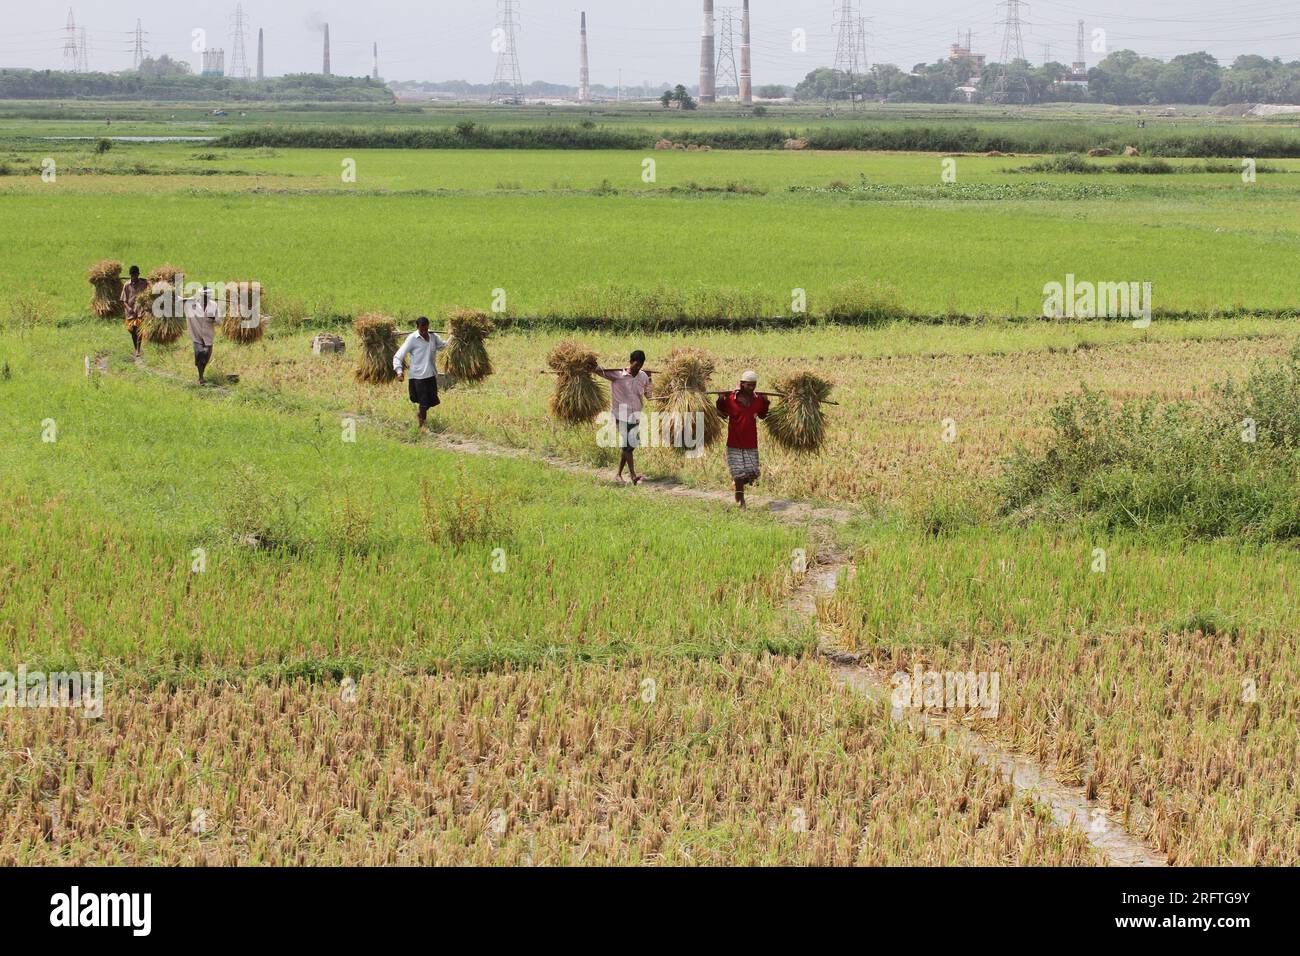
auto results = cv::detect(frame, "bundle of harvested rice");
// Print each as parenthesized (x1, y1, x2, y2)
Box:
(658, 347, 724, 452)
(546, 340, 606, 425)
(353, 313, 399, 384)
(764, 369, 833, 453)
(147, 263, 184, 285)
(86, 259, 124, 319)
(220, 280, 266, 344)
(140, 281, 185, 345)
(441, 309, 495, 383)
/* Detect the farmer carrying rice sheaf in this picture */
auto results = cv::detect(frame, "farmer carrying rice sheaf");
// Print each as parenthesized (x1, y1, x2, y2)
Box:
(119, 265, 148, 358)
(394, 316, 449, 430)
(595, 349, 653, 485)
(185, 286, 220, 386)
(716, 370, 770, 509)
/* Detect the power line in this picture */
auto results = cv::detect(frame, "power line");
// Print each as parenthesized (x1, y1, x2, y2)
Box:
(131, 19, 147, 69)
(490, 0, 524, 104)
(831, 1, 861, 99)
(856, 16, 870, 78)
(990, 0, 1031, 103)
(63, 9, 79, 72)
(229, 4, 251, 80)
(716, 7, 739, 97)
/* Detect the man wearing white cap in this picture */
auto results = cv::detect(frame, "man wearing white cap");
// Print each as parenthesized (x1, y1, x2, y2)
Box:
(715, 369, 770, 508)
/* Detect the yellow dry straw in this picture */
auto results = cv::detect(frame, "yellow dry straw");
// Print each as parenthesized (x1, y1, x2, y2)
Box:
(763, 369, 833, 453)
(86, 259, 124, 319)
(658, 347, 724, 451)
(441, 309, 495, 384)
(140, 282, 186, 345)
(147, 263, 184, 285)
(353, 313, 399, 384)
(219, 280, 266, 345)
(547, 340, 606, 425)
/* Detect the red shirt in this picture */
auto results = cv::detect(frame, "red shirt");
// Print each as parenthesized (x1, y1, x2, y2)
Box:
(716, 391, 769, 449)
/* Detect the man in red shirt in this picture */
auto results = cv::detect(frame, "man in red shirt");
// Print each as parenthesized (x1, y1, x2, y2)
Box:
(716, 369, 769, 508)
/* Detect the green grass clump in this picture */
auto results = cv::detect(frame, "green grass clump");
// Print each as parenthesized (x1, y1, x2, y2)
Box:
(1001, 344, 1300, 539)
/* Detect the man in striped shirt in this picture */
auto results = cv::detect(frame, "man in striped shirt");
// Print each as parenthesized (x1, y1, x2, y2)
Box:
(596, 350, 652, 484)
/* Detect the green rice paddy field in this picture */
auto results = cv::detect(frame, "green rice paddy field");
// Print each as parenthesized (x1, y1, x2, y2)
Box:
(2, 107, 1298, 865)
(4, 134, 1300, 318)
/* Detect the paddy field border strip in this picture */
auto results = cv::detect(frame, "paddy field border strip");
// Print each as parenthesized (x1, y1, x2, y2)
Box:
(120, 354, 1169, 866)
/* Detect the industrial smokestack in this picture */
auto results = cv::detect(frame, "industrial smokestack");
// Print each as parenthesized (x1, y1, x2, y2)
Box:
(256, 28, 264, 80)
(578, 12, 590, 104)
(699, 0, 716, 104)
(740, 0, 752, 104)
(322, 23, 330, 76)
(373, 41, 379, 80)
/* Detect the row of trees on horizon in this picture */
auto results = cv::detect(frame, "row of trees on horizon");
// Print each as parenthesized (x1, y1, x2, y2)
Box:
(3, 49, 1299, 107)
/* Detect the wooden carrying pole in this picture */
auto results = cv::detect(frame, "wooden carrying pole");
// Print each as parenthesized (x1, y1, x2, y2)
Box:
(706, 389, 838, 405)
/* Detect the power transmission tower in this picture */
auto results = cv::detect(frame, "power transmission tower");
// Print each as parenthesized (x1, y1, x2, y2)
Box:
(63, 9, 79, 72)
(77, 27, 90, 73)
(715, 7, 739, 98)
(229, 4, 251, 80)
(490, 0, 524, 104)
(855, 16, 870, 82)
(132, 19, 147, 70)
(1072, 19, 1087, 77)
(831, 1, 859, 100)
(990, 0, 1030, 103)
(1041, 43, 1051, 66)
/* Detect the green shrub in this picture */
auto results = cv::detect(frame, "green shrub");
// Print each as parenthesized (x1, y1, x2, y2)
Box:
(1001, 347, 1300, 539)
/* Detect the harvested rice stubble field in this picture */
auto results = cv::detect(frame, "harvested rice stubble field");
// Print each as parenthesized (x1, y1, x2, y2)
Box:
(0, 326, 1095, 865)
(60, 316, 1300, 865)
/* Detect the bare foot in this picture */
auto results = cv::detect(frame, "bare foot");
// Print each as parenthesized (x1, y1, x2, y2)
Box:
(631, 475, 643, 485)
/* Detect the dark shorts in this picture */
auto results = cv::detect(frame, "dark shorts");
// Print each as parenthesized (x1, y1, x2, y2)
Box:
(408, 375, 440, 411)
(193, 343, 212, 367)
(617, 416, 641, 450)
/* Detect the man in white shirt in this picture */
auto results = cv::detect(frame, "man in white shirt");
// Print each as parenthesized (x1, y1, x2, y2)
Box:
(393, 316, 449, 429)
(596, 349, 653, 485)
(184, 287, 220, 386)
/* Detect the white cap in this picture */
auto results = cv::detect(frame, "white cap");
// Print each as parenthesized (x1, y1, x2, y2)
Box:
(740, 370, 759, 383)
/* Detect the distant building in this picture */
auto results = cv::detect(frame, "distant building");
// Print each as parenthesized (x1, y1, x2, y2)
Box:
(201, 48, 226, 77)
(948, 33, 986, 73)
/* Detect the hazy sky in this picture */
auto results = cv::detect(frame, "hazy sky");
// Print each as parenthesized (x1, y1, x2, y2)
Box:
(8, 1, 1299, 86)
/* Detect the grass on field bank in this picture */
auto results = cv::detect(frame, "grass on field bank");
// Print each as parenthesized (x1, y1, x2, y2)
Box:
(1003, 344, 1300, 539)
